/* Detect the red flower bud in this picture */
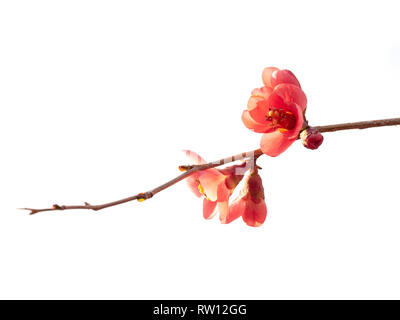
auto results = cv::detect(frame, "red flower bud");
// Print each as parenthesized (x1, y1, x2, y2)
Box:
(300, 128, 324, 150)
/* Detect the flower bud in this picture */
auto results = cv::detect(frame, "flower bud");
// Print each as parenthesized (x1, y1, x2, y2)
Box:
(223, 169, 267, 227)
(300, 128, 324, 150)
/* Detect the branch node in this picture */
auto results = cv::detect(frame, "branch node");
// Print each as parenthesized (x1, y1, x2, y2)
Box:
(137, 192, 153, 202)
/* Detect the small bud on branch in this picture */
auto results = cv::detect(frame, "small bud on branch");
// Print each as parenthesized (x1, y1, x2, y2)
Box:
(301, 128, 324, 150)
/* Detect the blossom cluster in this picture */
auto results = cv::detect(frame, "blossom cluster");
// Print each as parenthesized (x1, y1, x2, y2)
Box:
(185, 67, 323, 226)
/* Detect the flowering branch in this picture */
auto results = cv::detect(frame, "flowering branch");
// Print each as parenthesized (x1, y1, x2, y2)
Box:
(22, 150, 263, 215)
(21, 117, 400, 215)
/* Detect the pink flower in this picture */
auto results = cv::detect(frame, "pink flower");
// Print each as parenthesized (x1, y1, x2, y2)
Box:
(242, 67, 307, 157)
(184, 150, 245, 223)
(226, 169, 267, 227)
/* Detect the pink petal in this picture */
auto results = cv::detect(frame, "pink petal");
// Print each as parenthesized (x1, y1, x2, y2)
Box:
(241, 110, 269, 133)
(247, 96, 270, 125)
(271, 69, 301, 88)
(265, 92, 287, 110)
(217, 181, 230, 202)
(246, 171, 265, 202)
(186, 175, 201, 197)
(262, 67, 279, 88)
(247, 95, 264, 113)
(242, 200, 267, 227)
(203, 199, 218, 219)
(224, 198, 245, 224)
(260, 130, 297, 157)
(273, 84, 307, 111)
(217, 201, 229, 224)
(183, 150, 206, 165)
(198, 171, 226, 202)
(251, 86, 273, 99)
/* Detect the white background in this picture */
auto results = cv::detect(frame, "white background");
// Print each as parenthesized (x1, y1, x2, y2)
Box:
(1, 0, 400, 299)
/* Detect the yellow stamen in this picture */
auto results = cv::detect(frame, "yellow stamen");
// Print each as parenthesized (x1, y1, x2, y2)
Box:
(198, 184, 205, 194)
(197, 183, 211, 200)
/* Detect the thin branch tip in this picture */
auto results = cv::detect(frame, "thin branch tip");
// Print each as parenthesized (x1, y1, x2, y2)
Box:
(18, 208, 39, 215)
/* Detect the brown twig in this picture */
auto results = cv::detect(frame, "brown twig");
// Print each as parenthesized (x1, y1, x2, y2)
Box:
(314, 117, 400, 133)
(21, 117, 400, 215)
(21, 149, 263, 214)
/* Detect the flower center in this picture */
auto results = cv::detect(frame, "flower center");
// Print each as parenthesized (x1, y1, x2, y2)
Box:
(266, 108, 297, 131)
